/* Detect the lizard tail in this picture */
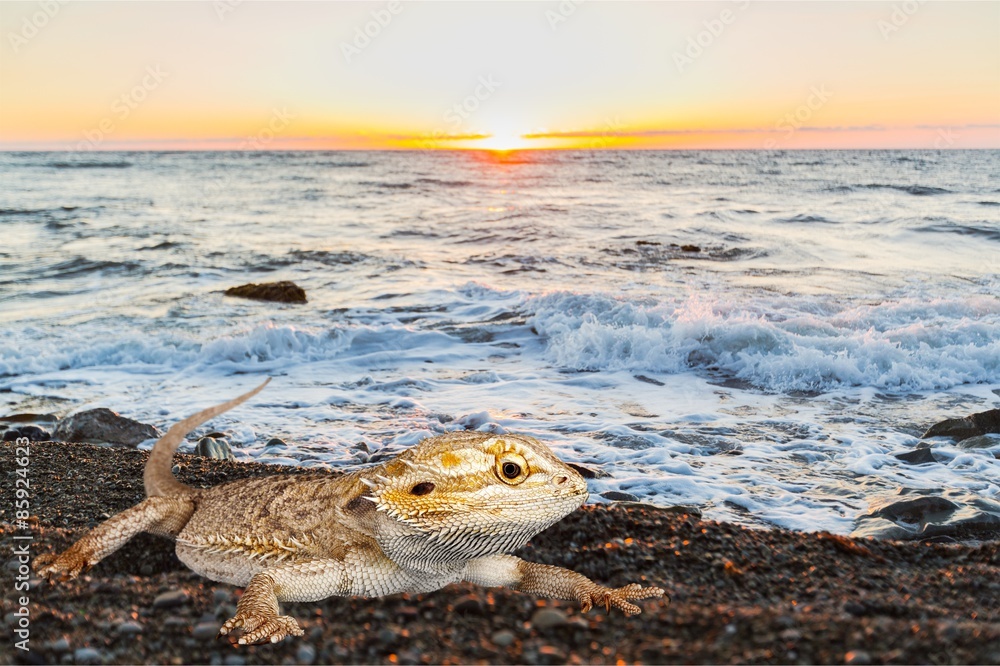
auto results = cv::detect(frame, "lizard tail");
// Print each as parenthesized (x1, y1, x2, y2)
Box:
(144, 378, 271, 497)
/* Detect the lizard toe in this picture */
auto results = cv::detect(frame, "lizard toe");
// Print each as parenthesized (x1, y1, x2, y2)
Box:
(33, 552, 86, 582)
(237, 616, 302, 645)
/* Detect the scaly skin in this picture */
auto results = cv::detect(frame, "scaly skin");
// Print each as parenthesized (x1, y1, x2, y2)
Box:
(35, 381, 666, 645)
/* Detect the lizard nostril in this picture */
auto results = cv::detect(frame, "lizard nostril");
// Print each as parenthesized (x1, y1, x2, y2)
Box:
(553, 475, 569, 486)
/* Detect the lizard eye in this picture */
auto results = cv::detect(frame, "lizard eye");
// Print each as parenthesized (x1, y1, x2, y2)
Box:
(410, 482, 435, 496)
(495, 453, 528, 485)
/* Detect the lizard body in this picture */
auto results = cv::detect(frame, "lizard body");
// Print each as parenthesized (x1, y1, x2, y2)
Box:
(34, 380, 665, 644)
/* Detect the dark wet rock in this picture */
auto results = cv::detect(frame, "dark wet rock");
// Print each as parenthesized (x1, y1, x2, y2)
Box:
(852, 488, 1000, 541)
(224, 280, 306, 303)
(491, 630, 516, 647)
(894, 448, 938, 464)
(195, 436, 235, 461)
(2, 425, 50, 441)
(0, 413, 57, 423)
(54, 408, 160, 447)
(531, 608, 569, 630)
(566, 462, 609, 479)
(680, 244, 702, 253)
(633, 374, 665, 386)
(265, 437, 287, 447)
(601, 490, 640, 502)
(73, 647, 104, 664)
(922, 408, 1000, 441)
(152, 590, 189, 609)
(956, 434, 1000, 449)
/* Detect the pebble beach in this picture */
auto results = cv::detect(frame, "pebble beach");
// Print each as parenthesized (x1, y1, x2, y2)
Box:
(3, 440, 998, 665)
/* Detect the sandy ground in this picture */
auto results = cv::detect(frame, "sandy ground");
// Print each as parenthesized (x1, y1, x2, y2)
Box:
(2, 441, 998, 665)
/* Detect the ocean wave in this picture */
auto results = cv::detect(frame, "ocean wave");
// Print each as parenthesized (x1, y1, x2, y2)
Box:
(414, 177, 472, 187)
(863, 184, 953, 196)
(527, 292, 1000, 392)
(0, 323, 347, 378)
(359, 181, 412, 189)
(777, 214, 836, 224)
(47, 160, 133, 169)
(42, 257, 143, 279)
(913, 222, 1000, 242)
(824, 184, 953, 196)
(0, 321, 463, 379)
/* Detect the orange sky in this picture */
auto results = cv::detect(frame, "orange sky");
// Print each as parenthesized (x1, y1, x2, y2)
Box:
(1, 1, 998, 150)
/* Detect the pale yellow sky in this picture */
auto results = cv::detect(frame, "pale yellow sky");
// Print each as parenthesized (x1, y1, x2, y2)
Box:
(1, 1, 998, 149)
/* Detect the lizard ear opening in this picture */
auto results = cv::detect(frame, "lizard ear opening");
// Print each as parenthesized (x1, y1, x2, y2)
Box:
(410, 482, 435, 496)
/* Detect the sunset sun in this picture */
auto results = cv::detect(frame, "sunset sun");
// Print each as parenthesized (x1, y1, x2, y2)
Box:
(477, 130, 531, 152)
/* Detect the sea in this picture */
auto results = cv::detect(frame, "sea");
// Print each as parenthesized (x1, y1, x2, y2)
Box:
(1, 149, 998, 535)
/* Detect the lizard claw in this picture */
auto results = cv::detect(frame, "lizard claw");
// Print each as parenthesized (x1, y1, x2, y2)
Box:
(33, 551, 88, 583)
(576, 582, 667, 616)
(219, 612, 303, 645)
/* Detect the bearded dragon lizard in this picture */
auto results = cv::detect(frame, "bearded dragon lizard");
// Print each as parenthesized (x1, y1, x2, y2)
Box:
(34, 380, 665, 644)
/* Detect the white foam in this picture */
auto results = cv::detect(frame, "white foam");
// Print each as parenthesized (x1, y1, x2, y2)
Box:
(529, 291, 1000, 392)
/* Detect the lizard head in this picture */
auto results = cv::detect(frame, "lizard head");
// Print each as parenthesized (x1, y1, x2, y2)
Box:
(364, 431, 588, 563)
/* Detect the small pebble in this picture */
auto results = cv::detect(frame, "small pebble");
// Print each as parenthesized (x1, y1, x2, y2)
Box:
(531, 608, 569, 630)
(223, 655, 246, 666)
(845, 650, 872, 665)
(51, 638, 71, 653)
(844, 601, 866, 616)
(296, 643, 317, 665)
(192, 621, 221, 640)
(376, 627, 397, 646)
(153, 590, 189, 609)
(491, 630, 516, 647)
(212, 589, 230, 605)
(117, 621, 143, 635)
(452, 595, 483, 615)
(73, 647, 103, 665)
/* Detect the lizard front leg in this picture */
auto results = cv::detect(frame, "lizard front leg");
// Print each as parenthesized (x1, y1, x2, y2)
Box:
(220, 548, 412, 645)
(464, 554, 666, 615)
(34, 496, 194, 581)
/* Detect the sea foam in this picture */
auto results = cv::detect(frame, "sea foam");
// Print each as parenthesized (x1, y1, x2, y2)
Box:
(528, 292, 1000, 392)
